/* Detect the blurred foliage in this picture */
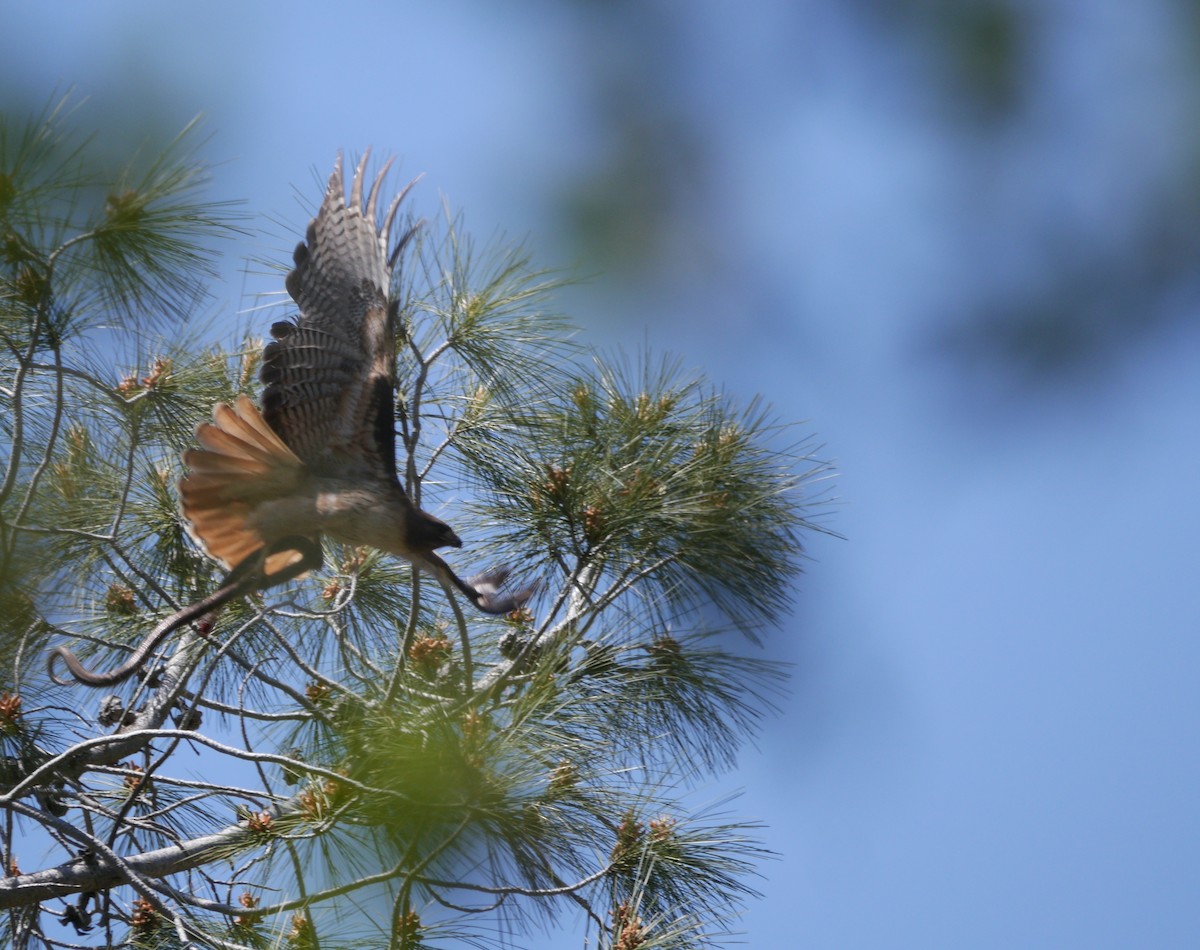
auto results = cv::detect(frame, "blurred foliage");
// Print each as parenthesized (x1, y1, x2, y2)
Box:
(862, 0, 1028, 117)
(551, 0, 1200, 394)
(939, 211, 1200, 380)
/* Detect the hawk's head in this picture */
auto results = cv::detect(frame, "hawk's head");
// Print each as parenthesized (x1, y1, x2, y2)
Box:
(407, 511, 463, 552)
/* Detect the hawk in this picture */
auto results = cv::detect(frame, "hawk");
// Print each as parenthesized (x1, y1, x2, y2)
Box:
(178, 152, 531, 615)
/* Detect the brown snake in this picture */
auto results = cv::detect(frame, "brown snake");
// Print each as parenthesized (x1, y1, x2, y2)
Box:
(47, 537, 321, 687)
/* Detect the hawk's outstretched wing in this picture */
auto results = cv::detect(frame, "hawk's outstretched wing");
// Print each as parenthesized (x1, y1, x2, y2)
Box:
(261, 150, 417, 476)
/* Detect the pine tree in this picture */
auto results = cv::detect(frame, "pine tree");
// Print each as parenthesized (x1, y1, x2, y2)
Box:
(0, 100, 833, 949)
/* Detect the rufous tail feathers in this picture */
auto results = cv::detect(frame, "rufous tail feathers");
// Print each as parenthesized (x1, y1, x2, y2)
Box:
(179, 394, 309, 575)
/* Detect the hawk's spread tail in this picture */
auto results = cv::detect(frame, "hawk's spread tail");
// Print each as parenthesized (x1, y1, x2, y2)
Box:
(179, 395, 309, 575)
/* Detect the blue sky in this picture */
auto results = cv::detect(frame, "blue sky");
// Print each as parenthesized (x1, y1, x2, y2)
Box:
(5, 1, 1199, 947)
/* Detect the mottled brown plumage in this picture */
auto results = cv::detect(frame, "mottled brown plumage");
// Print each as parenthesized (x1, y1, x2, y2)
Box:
(178, 152, 531, 613)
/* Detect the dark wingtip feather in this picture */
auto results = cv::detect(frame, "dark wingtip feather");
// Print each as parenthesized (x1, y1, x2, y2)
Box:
(366, 156, 396, 222)
(350, 149, 371, 208)
(326, 151, 345, 198)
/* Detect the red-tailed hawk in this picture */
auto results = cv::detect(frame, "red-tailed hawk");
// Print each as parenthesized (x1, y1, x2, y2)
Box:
(178, 152, 531, 614)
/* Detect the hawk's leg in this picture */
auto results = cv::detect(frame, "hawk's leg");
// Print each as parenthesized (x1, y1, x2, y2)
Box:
(419, 552, 538, 615)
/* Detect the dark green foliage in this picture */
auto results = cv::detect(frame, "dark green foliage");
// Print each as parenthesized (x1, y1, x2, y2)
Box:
(459, 351, 829, 643)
